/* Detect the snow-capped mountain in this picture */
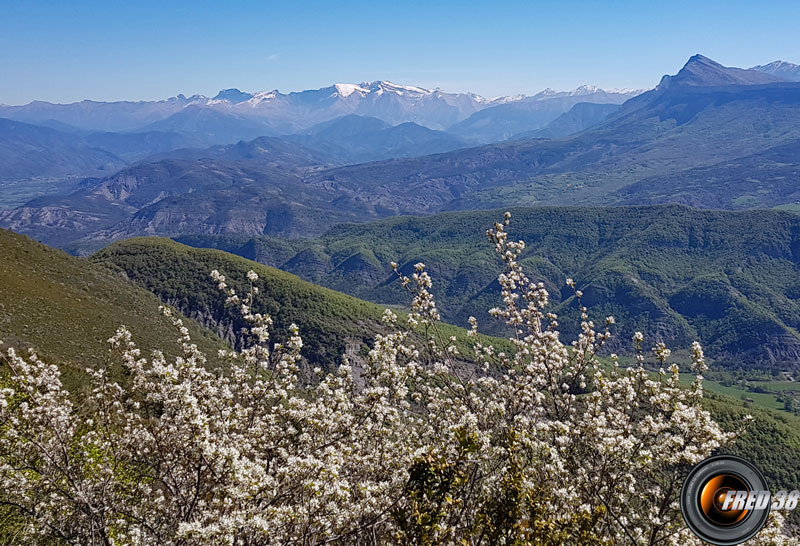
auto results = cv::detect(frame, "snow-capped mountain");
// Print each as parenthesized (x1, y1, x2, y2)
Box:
(448, 86, 643, 143)
(207, 81, 516, 131)
(0, 81, 642, 136)
(205, 81, 644, 133)
(750, 60, 800, 82)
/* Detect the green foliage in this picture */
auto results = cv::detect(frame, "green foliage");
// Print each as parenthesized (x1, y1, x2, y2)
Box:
(471, 431, 608, 546)
(708, 396, 800, 490)
(393, 429, 478, 546)
(705, 392, 800, 526)
(393, 429, 609, 546)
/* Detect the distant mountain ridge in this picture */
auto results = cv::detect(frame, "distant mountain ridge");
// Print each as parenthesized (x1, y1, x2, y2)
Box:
(513, 102, 621, 139)
(136, 106, 277, 146)
(751, 60, 800, 82)
(2, 57, 794, 137)
(284, 114, 469, 163)
(0, 81, 641, 134)
(657, 54, 785, 89)
(0, 94, 210, 132)
(0, 117, 208, 184)
(445, 87, 640, 143)
(4, 54, 800, 250)
(0, 118, 125, 180)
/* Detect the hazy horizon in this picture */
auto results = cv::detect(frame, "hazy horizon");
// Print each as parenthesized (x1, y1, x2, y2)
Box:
(2, 0, 800, 105)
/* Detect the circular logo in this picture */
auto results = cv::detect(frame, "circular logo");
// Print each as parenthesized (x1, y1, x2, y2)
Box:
(681, 455, 771, 545)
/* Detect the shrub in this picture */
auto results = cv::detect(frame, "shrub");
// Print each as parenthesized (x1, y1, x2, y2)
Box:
(0, 213, 794, 545)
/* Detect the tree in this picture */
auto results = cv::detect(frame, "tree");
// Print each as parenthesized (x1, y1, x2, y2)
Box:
(0, 213, 794, 545)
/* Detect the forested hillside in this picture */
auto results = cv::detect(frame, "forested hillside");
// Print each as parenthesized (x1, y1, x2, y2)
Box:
(176, 205, 800, 368)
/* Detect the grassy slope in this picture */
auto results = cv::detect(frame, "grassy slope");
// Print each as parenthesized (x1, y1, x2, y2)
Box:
(0, 229, 226, 390)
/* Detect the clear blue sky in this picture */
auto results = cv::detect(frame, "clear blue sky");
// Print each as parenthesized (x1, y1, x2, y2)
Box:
(2, 0, 799, 105)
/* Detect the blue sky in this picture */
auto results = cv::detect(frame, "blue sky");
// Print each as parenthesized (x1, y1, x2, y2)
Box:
(2, 0, 799, 104)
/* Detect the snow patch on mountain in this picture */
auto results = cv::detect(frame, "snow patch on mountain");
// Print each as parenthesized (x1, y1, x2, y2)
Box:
(750, 60, 800, 82)
(334, 84, 369, 98)
(247, 91, 280, 105)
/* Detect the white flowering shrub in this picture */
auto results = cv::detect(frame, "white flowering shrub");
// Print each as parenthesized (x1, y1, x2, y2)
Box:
(0, 212, 796, 545)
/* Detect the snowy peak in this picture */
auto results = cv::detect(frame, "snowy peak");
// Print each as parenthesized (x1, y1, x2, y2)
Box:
(750, 60, 800, 82)
(658, 54, 786, 89)
(246, 90, 280, 105)
(333, 83, 369, 98)
(361, 81, 431, 97)
(571, 84, 601, 95)
(212, 88, 253, 104)
(489, 94, 526, 104)
(329, 81, 432, 98)
(530, 85, 641, 101)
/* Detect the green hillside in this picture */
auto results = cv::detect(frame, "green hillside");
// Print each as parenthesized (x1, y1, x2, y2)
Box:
(176, 205, 800, 370)
(91, 237, 499, 369)
(0, 229, 226, 390)
(6, 229, 800, 523)
(707, 396, 800, 521)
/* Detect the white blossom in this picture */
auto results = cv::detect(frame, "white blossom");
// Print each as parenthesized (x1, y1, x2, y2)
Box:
(0, 214, 794, 545)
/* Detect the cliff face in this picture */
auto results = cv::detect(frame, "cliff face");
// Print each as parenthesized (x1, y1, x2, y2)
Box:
(162, 297, 239, 349)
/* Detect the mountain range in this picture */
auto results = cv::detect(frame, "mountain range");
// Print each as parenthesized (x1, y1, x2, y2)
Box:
(0, 118, 125, 180)
(1, 57, 796, 144)
(0, 80, 645, 210)
(448, 86, 638, 143)
(4, 54, 800, 252)
(5, 53, 800, 511)
(0, 80, 634, 135)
